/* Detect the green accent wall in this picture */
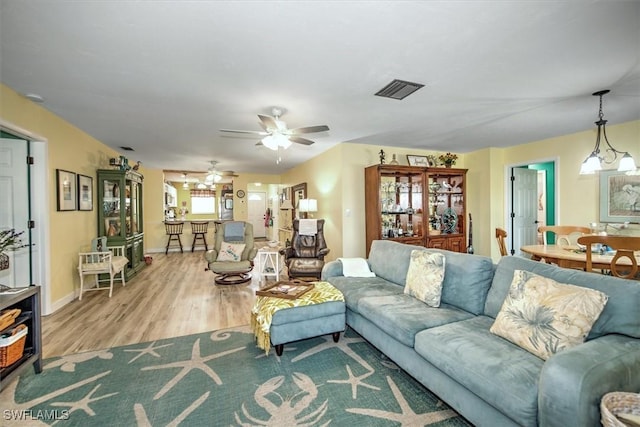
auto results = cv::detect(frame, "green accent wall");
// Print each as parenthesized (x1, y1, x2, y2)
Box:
(529, 162, 556, 242)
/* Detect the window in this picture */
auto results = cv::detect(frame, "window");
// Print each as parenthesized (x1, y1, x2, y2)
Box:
(190, 190, 215, 214)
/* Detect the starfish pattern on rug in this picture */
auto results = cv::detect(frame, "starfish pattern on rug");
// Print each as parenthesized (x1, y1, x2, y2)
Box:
(291, 335, 372, 372)
(134, 391, 210, 427)
(43, 350, 113, 372)
(124, 341, 174, 364)
(141, 338, 245, 400)
(49, 384, 118, 417)
(346, 376, 458, 426)
(0, 371, 111, 426)
(326, 364, 380, 399)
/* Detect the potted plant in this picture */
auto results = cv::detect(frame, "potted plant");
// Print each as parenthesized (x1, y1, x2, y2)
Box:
(0, 229, 27, 271)
(438, 152, 458, 167)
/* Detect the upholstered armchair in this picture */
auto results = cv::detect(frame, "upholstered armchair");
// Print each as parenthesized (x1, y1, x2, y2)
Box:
(281, 219, 330, 280)
(204, 221, 258, 285)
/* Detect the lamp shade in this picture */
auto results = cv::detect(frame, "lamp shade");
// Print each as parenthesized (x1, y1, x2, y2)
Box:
(298, 199, 318, 212)
(618, 153, 637, 172)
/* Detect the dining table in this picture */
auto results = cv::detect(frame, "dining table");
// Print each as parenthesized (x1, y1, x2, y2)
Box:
(520, 244, 640, 272)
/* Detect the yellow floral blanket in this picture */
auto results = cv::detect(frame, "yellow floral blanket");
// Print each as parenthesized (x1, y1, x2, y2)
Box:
(251, 281, 344, 354)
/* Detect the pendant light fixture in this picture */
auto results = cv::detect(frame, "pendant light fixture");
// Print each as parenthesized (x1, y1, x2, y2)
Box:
(580, 90, 636, 175)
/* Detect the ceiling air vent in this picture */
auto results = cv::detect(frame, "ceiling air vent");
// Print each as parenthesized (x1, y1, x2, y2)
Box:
(375, 79, 424, 100)
(120, 146, 135, 151)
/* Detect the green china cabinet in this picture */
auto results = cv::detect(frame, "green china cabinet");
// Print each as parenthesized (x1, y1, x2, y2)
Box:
(97, 169, 145, 279)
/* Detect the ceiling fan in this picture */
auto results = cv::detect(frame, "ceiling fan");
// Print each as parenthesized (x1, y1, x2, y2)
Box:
(220, 107, 329, 150)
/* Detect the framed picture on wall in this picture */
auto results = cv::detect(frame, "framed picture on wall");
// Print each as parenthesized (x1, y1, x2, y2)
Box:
(56, 169, 77, 211)
(77, 174, 93, 211)
(599, 170, 640, 222)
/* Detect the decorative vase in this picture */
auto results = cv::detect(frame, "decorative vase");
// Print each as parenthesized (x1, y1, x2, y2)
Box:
(444, 162, 453, 168)
(0, 253, 9, 271)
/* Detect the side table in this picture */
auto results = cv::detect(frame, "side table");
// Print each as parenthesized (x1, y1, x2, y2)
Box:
(257, 247, 282, 284)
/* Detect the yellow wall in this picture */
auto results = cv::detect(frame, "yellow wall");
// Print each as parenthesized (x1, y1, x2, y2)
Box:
(0, 84, 124, 302)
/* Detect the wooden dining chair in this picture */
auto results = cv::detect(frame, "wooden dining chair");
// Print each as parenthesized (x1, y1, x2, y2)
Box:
(495, 228, 508, 256)
(577, 235, 640, 280)
(538, 225, 592, 247)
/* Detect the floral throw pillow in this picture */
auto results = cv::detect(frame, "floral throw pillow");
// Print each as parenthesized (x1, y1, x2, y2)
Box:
(490, 270, 608, 360)
(217, 242, 246, 262)
(404, 250, 446, 307)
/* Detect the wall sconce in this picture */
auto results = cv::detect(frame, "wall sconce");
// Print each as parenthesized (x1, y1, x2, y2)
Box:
(298, 198, 318, 218)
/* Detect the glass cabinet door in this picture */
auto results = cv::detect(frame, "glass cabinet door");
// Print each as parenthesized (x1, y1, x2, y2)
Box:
(379, 169, 423, 240)
(102, 178, 123, 238)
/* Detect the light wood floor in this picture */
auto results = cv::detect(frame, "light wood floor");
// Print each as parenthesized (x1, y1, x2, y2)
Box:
(42, 249, 269, 358)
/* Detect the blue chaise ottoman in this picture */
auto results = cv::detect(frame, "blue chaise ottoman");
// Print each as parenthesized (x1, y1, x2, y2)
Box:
(251, 281, 346, 356)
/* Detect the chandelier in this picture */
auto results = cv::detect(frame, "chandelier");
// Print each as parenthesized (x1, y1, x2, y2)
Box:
(579, 90, 636, 175)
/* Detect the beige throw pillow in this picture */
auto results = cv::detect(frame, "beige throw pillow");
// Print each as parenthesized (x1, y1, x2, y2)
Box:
(490, 270, 608, 360)
(404, 250, 446, 307)
(217, 242, 246, 262)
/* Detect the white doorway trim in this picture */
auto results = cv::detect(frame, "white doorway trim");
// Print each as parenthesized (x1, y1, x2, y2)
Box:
(504, 156, 559, 255)
(0, 119, 51, 315)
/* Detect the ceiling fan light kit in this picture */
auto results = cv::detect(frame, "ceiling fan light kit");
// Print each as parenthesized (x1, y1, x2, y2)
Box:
(579, 90, 637, 175)
(220, 106, 329, 152)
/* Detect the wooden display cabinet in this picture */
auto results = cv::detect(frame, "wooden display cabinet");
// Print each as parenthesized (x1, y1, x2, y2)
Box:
(97, 169, 145, 280)
(365, 164, 467, 256)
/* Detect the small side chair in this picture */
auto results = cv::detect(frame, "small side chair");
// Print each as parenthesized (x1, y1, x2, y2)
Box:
(78, 237, 129, 300)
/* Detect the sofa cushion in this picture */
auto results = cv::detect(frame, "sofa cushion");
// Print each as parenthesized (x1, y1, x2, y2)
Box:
(358, 294, 474, 347)
(490, 270, 608, 360)
(427, 248, 495, 315)
(367, 240, 416, 285)
(486, 256, 640, 339)
(368, 240, 495, 315)
(415, 316, 543, 426)
(404, 250, 445, 307)
(324, 276, 403, 314)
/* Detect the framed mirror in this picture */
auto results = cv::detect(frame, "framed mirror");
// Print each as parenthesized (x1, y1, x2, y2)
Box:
(291, 182, 307, 220)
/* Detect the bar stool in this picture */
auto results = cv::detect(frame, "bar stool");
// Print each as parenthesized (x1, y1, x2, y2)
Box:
(190, 221, 209, 252)
(164, 221, 184, 254)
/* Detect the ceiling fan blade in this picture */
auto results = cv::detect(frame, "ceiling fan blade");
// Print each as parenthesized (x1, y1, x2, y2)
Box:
(290, 125, 329, 135)
(289, 136, 315, 146)
(258, 114, 278, 130)
(220, 129, 268, 136)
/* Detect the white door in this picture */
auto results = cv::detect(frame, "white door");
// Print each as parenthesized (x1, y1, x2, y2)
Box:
(248, 192, 267, 238)
(0, 138, 31, 287)
(512, 168, 539, 256)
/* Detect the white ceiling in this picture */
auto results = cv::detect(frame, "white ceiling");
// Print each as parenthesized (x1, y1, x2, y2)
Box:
(1, 1, 639, 176)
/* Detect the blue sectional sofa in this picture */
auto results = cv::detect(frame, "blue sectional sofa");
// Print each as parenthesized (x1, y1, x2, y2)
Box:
(321, 240, 640, 427)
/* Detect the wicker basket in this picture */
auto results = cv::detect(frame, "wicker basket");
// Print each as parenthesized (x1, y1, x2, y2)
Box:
(0, 308, 21, 331)
(0, 324, 28, 368)
(601, 392, 640, 427)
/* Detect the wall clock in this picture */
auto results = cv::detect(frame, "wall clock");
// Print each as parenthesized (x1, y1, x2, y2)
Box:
(236, 190, 245, 198)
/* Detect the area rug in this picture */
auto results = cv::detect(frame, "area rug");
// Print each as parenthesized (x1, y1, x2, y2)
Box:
(1, 326, 472, 426)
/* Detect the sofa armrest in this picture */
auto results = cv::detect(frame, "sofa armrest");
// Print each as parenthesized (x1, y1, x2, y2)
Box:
(321, 260, 343, 280)
(538, 334, 640, 427)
